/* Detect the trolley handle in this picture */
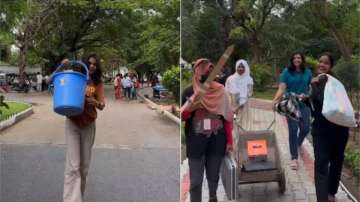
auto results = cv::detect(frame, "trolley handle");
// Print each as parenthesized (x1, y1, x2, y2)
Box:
(266, 111, 276, 130)
(53, 60, 89, 81)
(234, 111, 276, 132)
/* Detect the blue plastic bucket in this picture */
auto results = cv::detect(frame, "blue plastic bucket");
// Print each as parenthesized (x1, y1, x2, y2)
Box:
(52, 60, 89, 116)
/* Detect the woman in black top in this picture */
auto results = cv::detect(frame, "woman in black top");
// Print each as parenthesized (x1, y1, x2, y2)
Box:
(181, 59, 233, 202)
(310, 53, 349, 202)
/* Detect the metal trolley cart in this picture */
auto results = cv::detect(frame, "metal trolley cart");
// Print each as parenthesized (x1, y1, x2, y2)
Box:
(221, 102, 286, 201)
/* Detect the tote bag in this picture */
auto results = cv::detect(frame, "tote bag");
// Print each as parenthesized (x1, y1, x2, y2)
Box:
(322, 74, 357, 128)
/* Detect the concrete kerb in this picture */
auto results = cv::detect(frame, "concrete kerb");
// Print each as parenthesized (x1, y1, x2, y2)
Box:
(137, 92, 181, 125)
(0, 101, 34, 131)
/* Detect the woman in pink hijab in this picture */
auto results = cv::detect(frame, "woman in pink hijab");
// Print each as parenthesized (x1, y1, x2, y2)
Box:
(181, 58, 233, 202)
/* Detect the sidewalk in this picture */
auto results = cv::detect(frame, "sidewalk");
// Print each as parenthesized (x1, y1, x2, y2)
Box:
(181, 99, 352, 202)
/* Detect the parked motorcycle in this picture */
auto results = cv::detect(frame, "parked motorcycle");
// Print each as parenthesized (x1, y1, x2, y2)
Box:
(12, 79, 30, 93)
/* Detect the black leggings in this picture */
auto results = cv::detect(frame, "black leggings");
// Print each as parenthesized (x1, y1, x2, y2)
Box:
(312, 125, 349, 202)
(189, 155, 223, 202)
(186, 130, 226, 202)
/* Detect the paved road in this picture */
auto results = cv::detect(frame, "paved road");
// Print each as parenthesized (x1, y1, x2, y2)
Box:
(0, 85, 180, 202)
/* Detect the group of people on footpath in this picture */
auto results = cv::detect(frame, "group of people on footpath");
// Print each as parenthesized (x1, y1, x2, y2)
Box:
(273, 52, 353, 202)
(113, 72, 139, 100)
(7, 72, 49, 93)
(181, 52, 355, 202)
(35, 72, 51, 92)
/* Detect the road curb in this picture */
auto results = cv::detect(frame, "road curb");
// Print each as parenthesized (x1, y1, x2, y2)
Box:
(137, 92, 181, 125)
(0, 103, 34, 131)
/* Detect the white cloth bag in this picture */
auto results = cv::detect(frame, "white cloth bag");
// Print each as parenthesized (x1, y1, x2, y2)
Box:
(322, 74, 357, 127)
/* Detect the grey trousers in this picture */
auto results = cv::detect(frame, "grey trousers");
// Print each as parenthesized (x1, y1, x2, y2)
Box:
(63, 119, 96, 202)
(189, 155, 223, 202)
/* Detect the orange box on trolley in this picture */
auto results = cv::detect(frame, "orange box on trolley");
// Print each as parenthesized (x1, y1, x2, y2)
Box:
(247, 139, 268, 160)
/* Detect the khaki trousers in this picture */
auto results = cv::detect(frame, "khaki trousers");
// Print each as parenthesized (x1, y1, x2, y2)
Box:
(63, 119, 96, 202)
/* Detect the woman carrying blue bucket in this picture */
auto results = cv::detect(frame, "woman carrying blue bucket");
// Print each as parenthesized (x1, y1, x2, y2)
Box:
(48, 54, 105, 202)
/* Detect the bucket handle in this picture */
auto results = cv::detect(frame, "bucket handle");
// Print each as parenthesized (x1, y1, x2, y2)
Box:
(53, 60, 89, 80)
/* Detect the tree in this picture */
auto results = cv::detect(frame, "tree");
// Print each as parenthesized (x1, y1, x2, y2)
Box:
(310, 0, 359, 62)
(181, 0, 230, 62)
(162, 66, 180, 102)
(231, 0, 286, 63)
(1, 0, 179, 75)
(33, 1, 128, 72)
(131, 0, 180, 74)
(12, 1, 58, 75)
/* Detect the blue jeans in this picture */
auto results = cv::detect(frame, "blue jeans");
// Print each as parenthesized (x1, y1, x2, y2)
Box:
(125, 87, 131, 98)
(286, 105, 311, 160)
(131, 87, 137, 99)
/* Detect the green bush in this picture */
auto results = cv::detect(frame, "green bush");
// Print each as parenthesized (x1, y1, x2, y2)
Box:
(333, 57, 360, 91)
(251, 63, 274, 91)
(344, 145, 360, 177)
(162, 66, 180, 102)
(306, 56, 318, 74)
(181, 68, 192, 94)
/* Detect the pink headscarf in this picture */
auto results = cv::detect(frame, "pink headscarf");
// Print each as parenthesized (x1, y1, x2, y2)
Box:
(191, 58, 233, 122)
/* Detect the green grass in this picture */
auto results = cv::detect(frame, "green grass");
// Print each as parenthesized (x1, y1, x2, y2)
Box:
(0, 102, 31, 121)
(252, 88, 277, 100)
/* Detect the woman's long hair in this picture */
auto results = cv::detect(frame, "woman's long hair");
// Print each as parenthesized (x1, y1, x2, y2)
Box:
(85, 54, 103, 85)
(288, 52, 306, 73)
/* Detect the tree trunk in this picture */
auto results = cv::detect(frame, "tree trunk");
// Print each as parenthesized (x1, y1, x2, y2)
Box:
(330, 29, 352, 61)
(221, 16, 232, 49)
(18, 44, 28, 76)
(250, 35, 262, 63)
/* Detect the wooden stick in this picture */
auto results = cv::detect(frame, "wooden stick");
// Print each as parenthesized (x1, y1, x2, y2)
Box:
(191, 44, 235, 105)
(201, 44, 235, 90)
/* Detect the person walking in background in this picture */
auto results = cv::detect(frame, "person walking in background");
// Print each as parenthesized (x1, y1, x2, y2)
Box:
(157, 73, 162, 83)
(151, 74, 158, 87)
(114, 73, 122, 100)
(225, 59, 254, 128)
(36, 72, 43, 92)
(310, 53, 351, 202)
(272, 52, 312, 170)
(49, 54, 105, 202)
(121, 73, 132, 100)
(142, 74, 147, 88)
(21, 72, 31, 93)
(131, 74, 139, 99)
(42, 74, 47, 91)
(121, 73, 126, 98)
(181, 58, 233, 202)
